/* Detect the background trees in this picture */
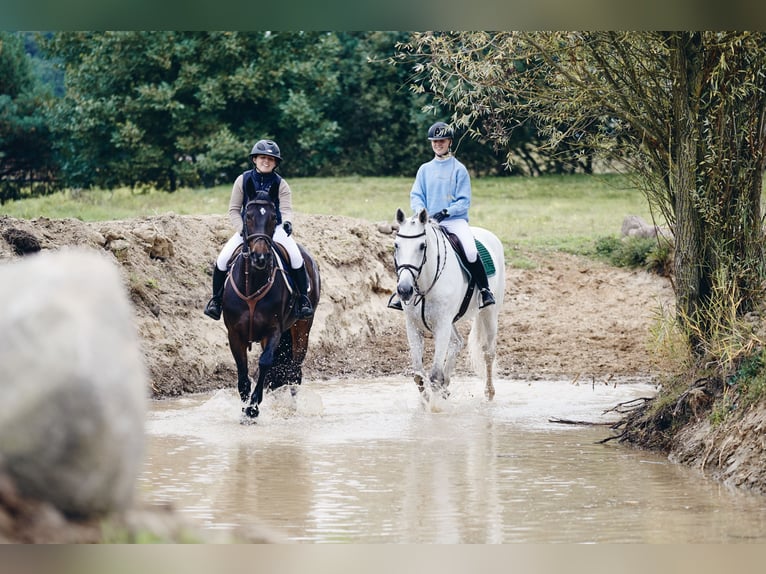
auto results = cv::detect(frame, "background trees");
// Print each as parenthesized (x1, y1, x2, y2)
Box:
(0, 31, 56, 203)
(2, 30, 538, 201)
(36, 31, 455, 191)
(396, 31, 766, 372)
(44, 31, 339, 191)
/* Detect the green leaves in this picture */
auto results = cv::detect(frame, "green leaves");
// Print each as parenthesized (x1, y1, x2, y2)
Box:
(35, 31, 437, 190)
(0, 32, 56, 203)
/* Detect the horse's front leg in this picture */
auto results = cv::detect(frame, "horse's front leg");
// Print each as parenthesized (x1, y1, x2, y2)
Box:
(244, 333, 281, 419)
(227, 329, 251, 404)
(429, 321, 454, 397)
(404, 314, 426, 394)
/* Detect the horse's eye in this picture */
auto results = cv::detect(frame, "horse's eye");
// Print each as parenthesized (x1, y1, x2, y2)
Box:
(394, 242, 399, 251)
(419, 242, 426, 251)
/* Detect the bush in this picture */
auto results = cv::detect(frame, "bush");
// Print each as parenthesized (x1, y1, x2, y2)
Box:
(593, 235, 672, 276)
(728, 351, 766, 409)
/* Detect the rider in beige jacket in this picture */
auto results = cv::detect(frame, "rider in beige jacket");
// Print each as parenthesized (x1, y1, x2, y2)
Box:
(203, 139, 314, 321)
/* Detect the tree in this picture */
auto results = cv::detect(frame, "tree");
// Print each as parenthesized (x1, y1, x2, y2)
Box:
(39, 31, 505, 191)
(396, 31, 766, 371)
(42, 31, 354, 190)
(46, 32, 241, 191)
(326, 32, 427, 177)
(0, 31, 57, 203)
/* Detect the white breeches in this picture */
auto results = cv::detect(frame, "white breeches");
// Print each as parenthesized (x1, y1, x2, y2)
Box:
(441, 218, 477, 262)
(216, 225, 303, 271)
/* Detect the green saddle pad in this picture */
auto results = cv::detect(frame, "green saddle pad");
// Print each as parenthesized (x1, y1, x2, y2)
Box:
(476, 239, 496, 276)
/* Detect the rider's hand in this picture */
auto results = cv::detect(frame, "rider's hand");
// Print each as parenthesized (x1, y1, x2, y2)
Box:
(432, 209, 448, 223)
(283, 221, 293, 236)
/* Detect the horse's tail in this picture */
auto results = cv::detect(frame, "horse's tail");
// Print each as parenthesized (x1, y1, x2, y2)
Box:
(466, 229, 505, 383)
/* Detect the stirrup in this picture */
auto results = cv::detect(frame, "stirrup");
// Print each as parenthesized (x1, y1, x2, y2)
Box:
(478, 289, 495, 309)
(298, 296, 314, 319)
(204, 298, 222, 320)
(387, 293, 403, 311)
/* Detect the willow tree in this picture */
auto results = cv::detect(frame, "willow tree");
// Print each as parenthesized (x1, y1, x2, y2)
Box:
(397, 31, 766, 372)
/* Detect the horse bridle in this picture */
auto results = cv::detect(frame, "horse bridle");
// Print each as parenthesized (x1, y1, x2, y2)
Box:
(394, 223, 447, 306)
(236, 200, 279, 302)
(241, 200, 275, 258)
(231, 200, 282, 346)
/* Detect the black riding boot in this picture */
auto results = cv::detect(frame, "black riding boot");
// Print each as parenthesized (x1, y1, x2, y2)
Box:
(291, 264, 314, 319)
(203, 266, 227, 320)
(468, 257, 496, 308)
(387, 293, 403, 311)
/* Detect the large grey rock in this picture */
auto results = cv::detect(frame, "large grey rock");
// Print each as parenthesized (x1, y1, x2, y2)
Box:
(0, 248, 147, 516)
(621, 214, 673, 241)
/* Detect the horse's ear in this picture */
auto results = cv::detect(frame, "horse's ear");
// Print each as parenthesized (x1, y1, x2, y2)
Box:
(268, 180, 280, 202)
(396, 208, 405, 224)
(418, 209, 428, 224)
(244, 174, 257, 198)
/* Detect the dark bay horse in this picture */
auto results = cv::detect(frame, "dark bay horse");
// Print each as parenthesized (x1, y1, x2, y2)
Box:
(222, 190, 321, 419)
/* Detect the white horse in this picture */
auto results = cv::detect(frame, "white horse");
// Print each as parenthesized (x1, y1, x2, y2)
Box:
(393, 208, 505, 401)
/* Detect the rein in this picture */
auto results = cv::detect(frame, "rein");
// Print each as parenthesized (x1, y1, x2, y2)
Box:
(232, 234, 278, 302)
(231, 199, 285, 346)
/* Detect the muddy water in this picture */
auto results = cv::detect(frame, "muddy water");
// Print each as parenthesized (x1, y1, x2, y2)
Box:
(139, 377, 766, 543)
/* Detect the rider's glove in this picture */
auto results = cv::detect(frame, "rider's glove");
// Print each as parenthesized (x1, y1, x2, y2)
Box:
(432, 209, 448, 223)
(283, 221, 293, 236)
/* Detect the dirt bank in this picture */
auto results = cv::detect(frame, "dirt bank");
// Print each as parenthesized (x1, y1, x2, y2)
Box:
(2, 211, 764, 540)
(1, 212, 674, 390)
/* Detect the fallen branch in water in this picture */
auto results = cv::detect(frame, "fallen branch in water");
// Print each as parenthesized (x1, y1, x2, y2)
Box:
(597, 397, 656, 444)
(602, 397, 654, 415)
(548, 417, 614, 426)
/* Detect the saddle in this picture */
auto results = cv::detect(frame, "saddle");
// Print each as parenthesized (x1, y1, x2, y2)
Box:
(439, 226, 496, 323)
(227, 242, 296, 295)
(440, 227, 496, 277)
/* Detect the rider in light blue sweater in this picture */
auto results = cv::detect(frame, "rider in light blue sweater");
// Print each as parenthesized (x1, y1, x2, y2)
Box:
(389, 121, 496, 310)
(410, 152, 471, 223)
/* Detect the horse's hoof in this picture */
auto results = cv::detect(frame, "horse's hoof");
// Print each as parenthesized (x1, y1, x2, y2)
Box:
(430, 380, 449, 399)
(244, 405, 259, 419)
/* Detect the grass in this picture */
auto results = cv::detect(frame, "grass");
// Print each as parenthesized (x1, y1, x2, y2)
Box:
(2, 174, 653, 258)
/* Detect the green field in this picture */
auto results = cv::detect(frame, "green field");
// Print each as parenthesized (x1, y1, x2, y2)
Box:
(2, 174, 653, 260)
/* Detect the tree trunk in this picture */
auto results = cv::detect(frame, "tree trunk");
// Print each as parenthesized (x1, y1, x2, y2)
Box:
(669, 32, 766, 360)
(669, 33, 708, 354)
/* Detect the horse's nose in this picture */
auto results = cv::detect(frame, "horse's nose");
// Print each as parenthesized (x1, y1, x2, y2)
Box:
(397, 283, 413, 302)
(253, 253, 267, 269)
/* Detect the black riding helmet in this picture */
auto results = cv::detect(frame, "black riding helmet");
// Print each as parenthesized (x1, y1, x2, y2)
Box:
(427, 122, 454, 141)
(249, 139, 283, 163)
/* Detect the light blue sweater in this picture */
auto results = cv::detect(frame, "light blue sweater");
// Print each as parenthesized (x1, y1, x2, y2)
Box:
(410, 155, 471, 221)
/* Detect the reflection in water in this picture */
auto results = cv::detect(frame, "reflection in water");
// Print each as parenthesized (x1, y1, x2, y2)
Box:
(139, 377, 766, 543)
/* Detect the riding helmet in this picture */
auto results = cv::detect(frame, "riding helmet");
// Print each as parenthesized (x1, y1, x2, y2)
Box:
(427, 122, 454, 141)
(249, 139, 282, 163)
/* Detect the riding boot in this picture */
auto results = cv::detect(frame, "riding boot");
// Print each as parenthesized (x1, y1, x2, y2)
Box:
(387, 293, 403, 311)
(291, 264, 314, 319)
(203, 266, 227, 320)
(468, 257, 496, 308)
